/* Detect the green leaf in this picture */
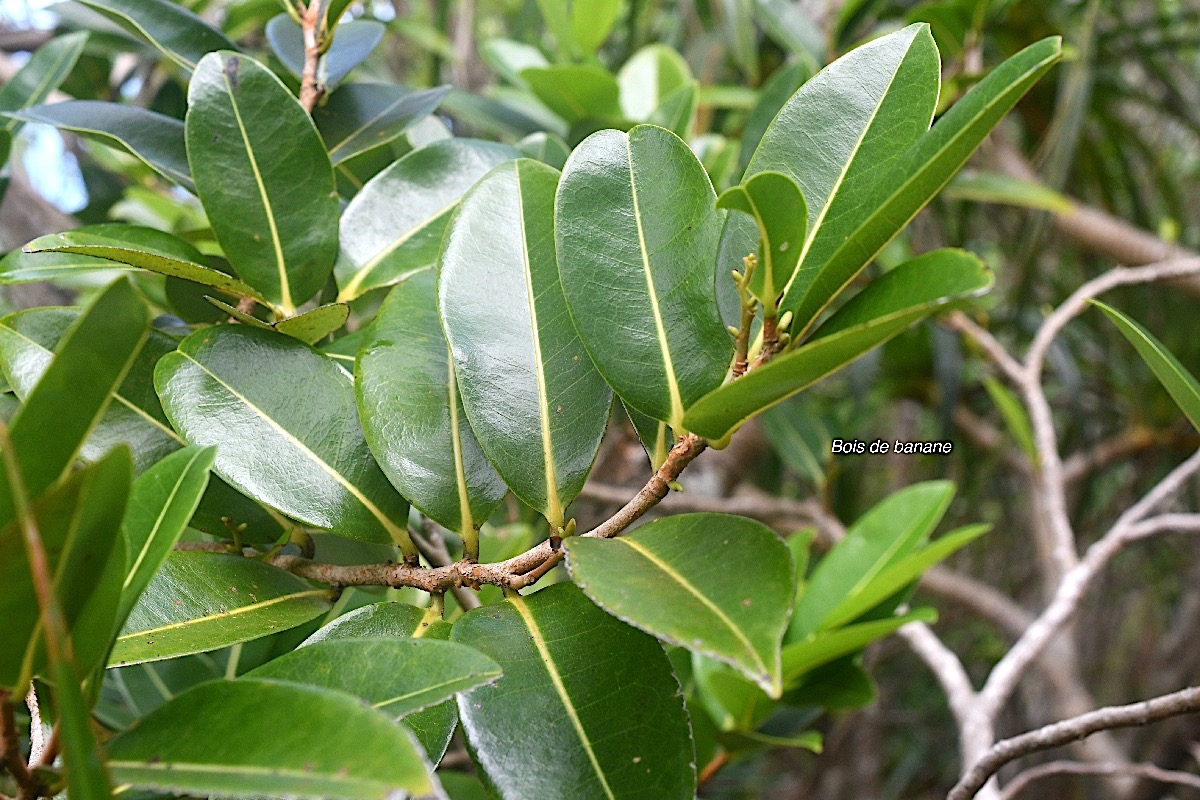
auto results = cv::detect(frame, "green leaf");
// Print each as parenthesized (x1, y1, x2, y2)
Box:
(820, 523, 988, 631)
(481, 38, 549, 85)
(521, 65, 622, 124)
(682, 249, 992, 439)
(738, 61, 811, 172)
(691, 653, 775, 732)
(648, 82, 697, 140)
(155, 325, 413, 548)
(743, 23, 940, 332)
(302, 602, 460, 763)
(624, 401, 672, 470)
(23, 224, 270, 306)
(1094, 301, 1200, 434)
(274, 303, 349, 344)
(110, 551, 331, 665)
(315, 83, 449, 165)
(517, 131, 571, 169)
(334, 138, 518, 301)
(564, 513, 794, 695)
(440, 159, 610, 530)
(782, 608, 936, 685)
(107, 679, 436, 799)
(0, 250, 129, 285)
(945, 169, 1073, 213)
(118, 446, 216, 628)
(570, 0, 622, 56)
(0, 278, 148, 526)
(358, 271, 506, 546)
(11, 101, 193, 191)
(52, 655, 115, 798)
(617, 44, 692, 121)
(0, 306, 180, 473)
(247, 637, 501, 718)
(452, 583, 695, 800)
(187, 51, 339, 314)
(76, 0, 237, 71)
(0, 32, 88, 134)
(267, 15, 386, 92)
(557, 124, 731, 429)
(717, 171, 807, 309)
(0, 449, 131, 692)
(760, 398, 829, 487)
(789, 481, 954, 640)
(982, 376, 1037, 461)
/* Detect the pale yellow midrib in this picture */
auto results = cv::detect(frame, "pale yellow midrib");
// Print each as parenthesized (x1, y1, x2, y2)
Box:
(619, 537, 769, 677)
(123, 449, 207, 592)
(514, 162, 563, 529)
(222, 63, 292, 314)
(327, 94, 410, 160)
(175, 351, 412, 550)
(339, 201, 457, 301)
(116, 589, 328, 643)
(511, 594, 616, 800)
(447, 356, 475, 538)
(626, 144, 685, 430)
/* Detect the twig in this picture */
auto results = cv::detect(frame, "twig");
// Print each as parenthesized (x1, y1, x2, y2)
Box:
(23, 689, 41, 767)
(0, 691, 42, 800)
(948, 686, 1200, 800)
(410, 522, 480, 611)
(997, 760, 1200, 800)
(298, 1, 325, 114)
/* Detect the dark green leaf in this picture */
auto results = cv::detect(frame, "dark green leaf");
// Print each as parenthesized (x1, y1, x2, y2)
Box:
(0, 278, 148, 526)
(557, 124, 731, 429)
(118, 446, 216, 627)
(155, 325, 413, 548)
(1094, 300, 1200, 433)
(0, 32, 88, 133)
(565, 513, 794, 694)
(717, 171, 807, 308)
(691, 653, 774, 732)
(790, 481, 954, 640)
(521, 64, 622, 123)
(247, 637, 500, 718)
(682, 249, 992, 440)
(23, 225, 270, 306)
(0, 448, 131, 692)
(107, 679, 436, 798)
(316, 83, 449, 165)
(0, 250, 130, 284)
(440, 159, 610, 530)
(10, 101, 193, 191)
(76, 0, 237, 71)
(452, 583, 695, 800)
(274, 303, 349, 344)
(267, 15, 386, 92)
(334, 138, 518, 301)
(110, 551, 332, 665)
(358, 271, 506, 546)
(187, 51, 339, 314)
(52, 655, 115, 798)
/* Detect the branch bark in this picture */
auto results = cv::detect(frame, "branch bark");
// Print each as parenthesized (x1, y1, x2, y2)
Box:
(298, 1, 325, 114)
(998, 760, 1200, 800)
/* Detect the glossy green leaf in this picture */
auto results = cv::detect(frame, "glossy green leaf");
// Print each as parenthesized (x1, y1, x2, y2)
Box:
(453, 582, 695, 800)
(0, 32, 87, 134)
(303, 602, 460, 763)
(187, 51, 339, 314)
(440, 159, 610, 530)
(738, 61, 811, 172)
(982, 376, 1037, 461)
(118, 446, 216, 627)
(155, 325, 413, 548)
(789, 481, 954, 640)
(0, 250, 128, 284)
(52, 655, 115, 799)
(247, 637, 501, 718)
(517, 131, 571, 169)
(72, 519, 128, 683)
(0, 279, 148, 526)
(12, 101, 193, 190)
(625, 401, 671, 470)
(565, 513, 793, 695)
(945, 169, 1073, 213)
(744, 23, 939, 331)
(820, 523, 988, 631)
(617, 44, 692, 121)
(691, 653, 775, 732)
(24, 224, 269, 305)
(0, 307, 185, 474)
(267, 15, 385, 92)
(570, 0, 622, 55)
(647, 82, 697, 139)
(110, 551, 331, 665)
(557, 124, 731, 429)
(717, 171, 807, 309)
(274, 303, 349, 344)
(334, 138, 518, 301)
(0, 449, 131, 692)
(683, 249, 992, 439)
(1094, 301, 1200, 433)
(107, 679, 436, 799)
(358, 271, 506, 543)
(521, 65, 622, 124)
(76, 0, 237, 70)
(782, 608, 936, 685)
(316, 83, 448, 165)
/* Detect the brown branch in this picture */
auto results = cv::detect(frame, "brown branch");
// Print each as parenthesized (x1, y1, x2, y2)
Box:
(998, 760, 1200, 800)
(0, 692, 42, 800)
(298, 1, 325, 114)
(948, 686, 1200, 800)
